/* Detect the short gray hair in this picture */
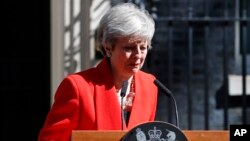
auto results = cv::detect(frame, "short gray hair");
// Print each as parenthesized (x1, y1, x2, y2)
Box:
(97, 2, 155, 55)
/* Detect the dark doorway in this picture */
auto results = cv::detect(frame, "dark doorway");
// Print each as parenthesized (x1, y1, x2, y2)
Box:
(1, 1, 50, 140)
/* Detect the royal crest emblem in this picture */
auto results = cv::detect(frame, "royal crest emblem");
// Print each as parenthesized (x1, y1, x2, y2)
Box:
(135, 126, 176, 141)
(121, 121, 187, 141)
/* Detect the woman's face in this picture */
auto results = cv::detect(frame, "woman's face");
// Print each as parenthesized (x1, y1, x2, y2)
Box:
(107, 37, 149, 79)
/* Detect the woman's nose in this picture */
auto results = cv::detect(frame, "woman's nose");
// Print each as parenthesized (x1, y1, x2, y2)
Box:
(133, 47, 142, 58)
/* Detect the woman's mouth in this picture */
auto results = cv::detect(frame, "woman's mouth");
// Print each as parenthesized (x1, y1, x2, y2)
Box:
(130, 63, 140, 68)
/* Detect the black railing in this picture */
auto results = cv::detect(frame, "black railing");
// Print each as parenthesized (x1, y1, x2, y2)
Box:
(143, 0, 250, 130)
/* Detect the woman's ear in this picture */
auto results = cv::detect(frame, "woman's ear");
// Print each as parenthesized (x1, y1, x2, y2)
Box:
(103, 44, 112, 57)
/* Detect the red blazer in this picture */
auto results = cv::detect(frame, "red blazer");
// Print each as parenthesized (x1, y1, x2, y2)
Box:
(38, 58, 158, 141)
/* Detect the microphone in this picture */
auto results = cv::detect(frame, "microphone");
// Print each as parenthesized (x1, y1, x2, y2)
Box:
(154, 79, 179, 128)
(121, 81, 128, 97)
(120, 80, 128, 130)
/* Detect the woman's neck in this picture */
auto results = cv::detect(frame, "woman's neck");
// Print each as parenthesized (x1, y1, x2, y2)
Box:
(107, 58, 134, 89)
(114, 75, 133, 90)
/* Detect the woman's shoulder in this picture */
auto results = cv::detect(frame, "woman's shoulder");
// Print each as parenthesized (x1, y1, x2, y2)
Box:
(67, 58, 108, 79)
(66, 67, 99, 81)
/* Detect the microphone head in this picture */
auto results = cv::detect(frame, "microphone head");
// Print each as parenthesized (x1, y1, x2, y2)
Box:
(121, 81, 128, 97)
(154, 79, 173, 96)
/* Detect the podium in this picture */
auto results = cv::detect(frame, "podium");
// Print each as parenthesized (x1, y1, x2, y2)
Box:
(71, 130, 229, 141)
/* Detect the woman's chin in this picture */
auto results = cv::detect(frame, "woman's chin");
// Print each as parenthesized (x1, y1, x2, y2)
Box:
(130, 68, 140, 73)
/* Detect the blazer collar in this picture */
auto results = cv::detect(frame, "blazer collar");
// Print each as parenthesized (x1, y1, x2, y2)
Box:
(95, 58, 146, 130)
(95, 58, 124, 129)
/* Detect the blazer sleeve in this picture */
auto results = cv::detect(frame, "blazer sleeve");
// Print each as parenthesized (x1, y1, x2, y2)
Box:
(38, 76, 80, 141)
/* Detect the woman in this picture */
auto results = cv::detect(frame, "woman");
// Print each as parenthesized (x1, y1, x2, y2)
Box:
(38, 2, 158, 141)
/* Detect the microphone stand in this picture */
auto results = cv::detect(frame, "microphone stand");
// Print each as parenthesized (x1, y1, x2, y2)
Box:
(120, 81, 128, 130)
(154, 79, 179, 128)
(121, 96, 125, 130)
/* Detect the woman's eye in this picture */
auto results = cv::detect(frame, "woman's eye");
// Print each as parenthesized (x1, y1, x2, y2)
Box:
(123, 46, 148, 53)
(124, 46, 133, 52)
(140, 46, 147, 51)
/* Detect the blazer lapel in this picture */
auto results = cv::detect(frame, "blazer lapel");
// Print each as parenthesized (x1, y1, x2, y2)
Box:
(94, 58, 125, 130)
(95, 85, 123, 129)
(127, 73, 146, 129)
